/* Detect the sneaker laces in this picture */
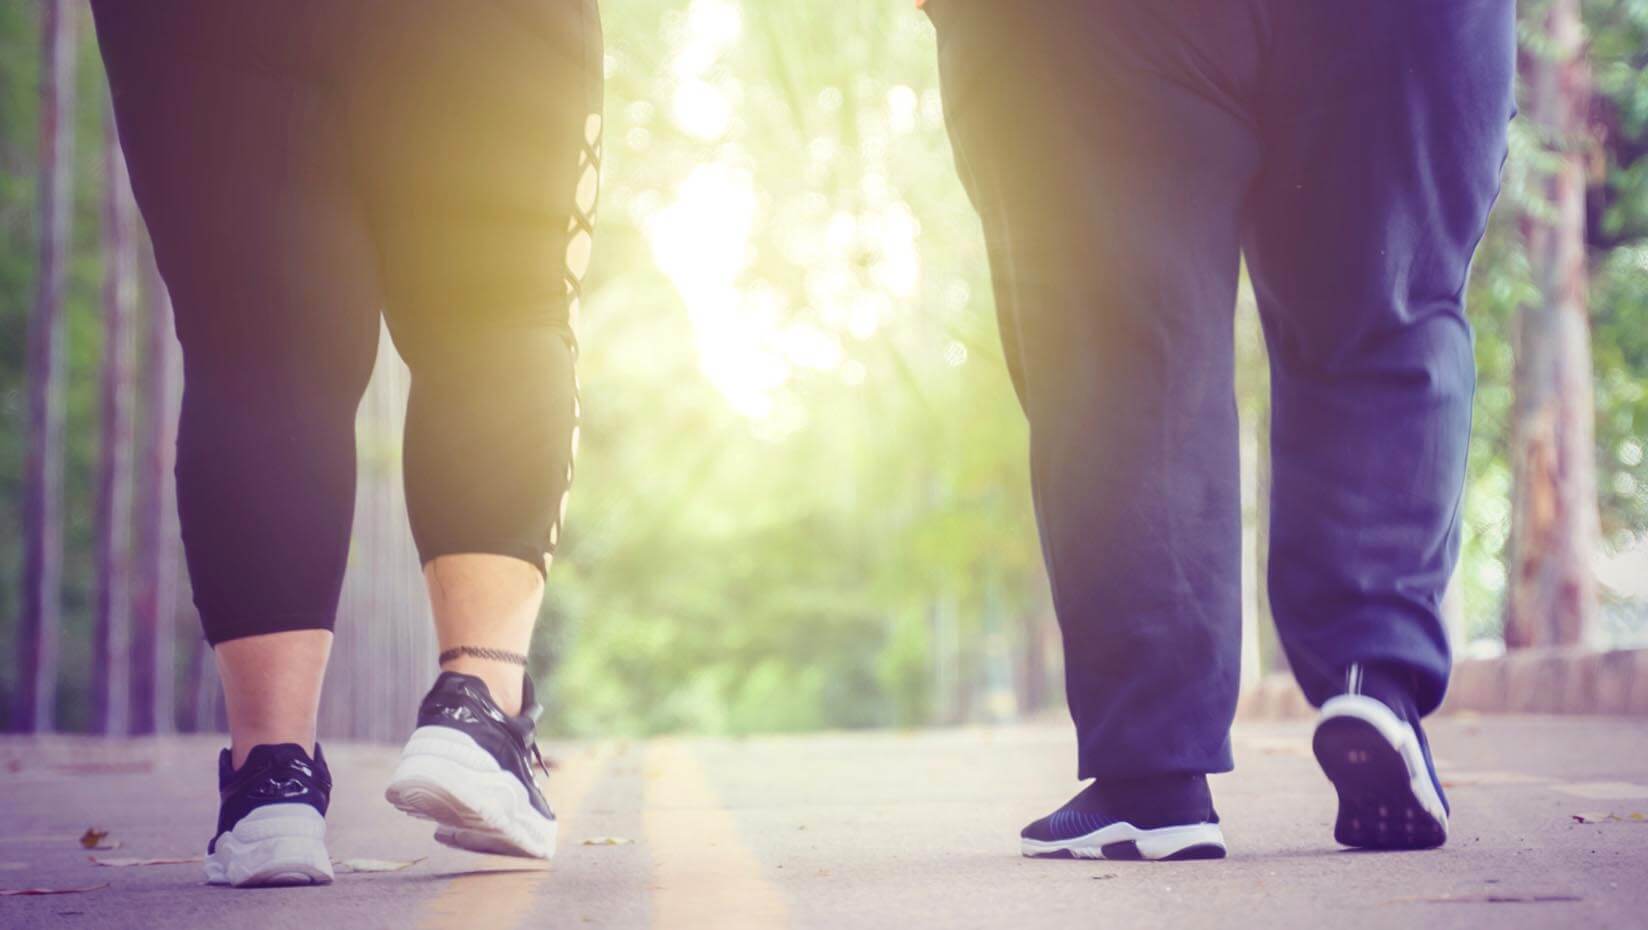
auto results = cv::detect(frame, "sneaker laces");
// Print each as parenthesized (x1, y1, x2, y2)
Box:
(517, 673, 553, 781)
(530, 742, 553, 780)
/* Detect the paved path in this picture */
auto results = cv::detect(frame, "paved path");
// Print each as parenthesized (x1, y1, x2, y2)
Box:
(3, 716, 1647, 930)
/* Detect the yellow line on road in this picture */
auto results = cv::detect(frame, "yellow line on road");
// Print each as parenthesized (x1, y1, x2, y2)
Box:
(644, 740, 790, 930)
(418, 742, 614, 930)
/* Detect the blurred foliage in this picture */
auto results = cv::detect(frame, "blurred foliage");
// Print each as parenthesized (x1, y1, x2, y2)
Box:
(545, 1, 1043, 734)
(1, 1, 1644, 734)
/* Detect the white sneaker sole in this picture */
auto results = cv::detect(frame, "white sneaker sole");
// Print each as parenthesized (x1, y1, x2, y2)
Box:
(385, 726, 557, 859)
(204, 804, 333, 887)
(1314, 694, 1449, 849)
(1021, 820, 1227, 861)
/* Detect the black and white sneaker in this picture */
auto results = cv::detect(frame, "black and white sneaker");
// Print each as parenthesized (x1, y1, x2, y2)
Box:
(1313, 662, 1450, 850)
(385, 672, 557, 859)
(204, 743, 334, 887)
(1020, 774, 1227, 861)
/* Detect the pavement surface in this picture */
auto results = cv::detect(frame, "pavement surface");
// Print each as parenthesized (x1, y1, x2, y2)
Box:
(2, 716, 1647, 930)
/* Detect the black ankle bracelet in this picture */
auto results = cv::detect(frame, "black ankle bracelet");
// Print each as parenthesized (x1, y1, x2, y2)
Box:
(438, 646, 528, 667)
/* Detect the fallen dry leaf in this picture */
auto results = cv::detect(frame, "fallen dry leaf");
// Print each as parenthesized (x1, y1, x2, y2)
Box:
(333, 858, 424, 874)
(77, 828, 119, 850)
(580, 836, 634, 846)
(1571, 812, 1647, 824)
(0, 883, 109, 897)
(89, 855, 201, 868)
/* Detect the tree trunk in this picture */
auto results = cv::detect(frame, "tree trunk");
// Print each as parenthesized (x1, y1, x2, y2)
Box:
(16, 0, 77, 733)
(1506, 0, 1601, 649)
(93, 103, 139, 735)
(129, 246, 183, 734)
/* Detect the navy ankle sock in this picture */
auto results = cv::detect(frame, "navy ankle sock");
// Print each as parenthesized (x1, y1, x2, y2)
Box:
(1067, 773, 1215, 828)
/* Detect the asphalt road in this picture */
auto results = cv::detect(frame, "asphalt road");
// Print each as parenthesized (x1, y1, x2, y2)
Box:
(3, 715, 1646, 930)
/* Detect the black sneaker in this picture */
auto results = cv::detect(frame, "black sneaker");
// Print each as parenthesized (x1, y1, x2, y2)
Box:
(1020, 774, 1227, 860)
(385, 671, 557, 858)
(1313, 662, 1450, 850)
(204, 743, 333, 887)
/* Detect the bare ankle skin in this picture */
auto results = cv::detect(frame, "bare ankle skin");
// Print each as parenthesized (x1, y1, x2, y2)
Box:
(215, 630, 333, 769)
(425, 553, 546, 716)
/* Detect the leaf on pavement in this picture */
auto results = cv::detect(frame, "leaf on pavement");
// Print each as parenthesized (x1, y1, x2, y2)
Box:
(1572, 812, 1647, 824)
(580, 836, 635, 846)
(89, 855, 201, 868)
(77, 829, 119, 850)
(0, 884, 109, 897)
(333, 857, 424, 873)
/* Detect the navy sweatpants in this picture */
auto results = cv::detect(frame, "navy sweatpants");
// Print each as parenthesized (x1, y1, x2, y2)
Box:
(928, 0, 1515, 778)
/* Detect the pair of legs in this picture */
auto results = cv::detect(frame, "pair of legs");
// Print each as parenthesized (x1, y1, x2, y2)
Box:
(931, 0, 1513, 788)
(94, 0, 603, 765)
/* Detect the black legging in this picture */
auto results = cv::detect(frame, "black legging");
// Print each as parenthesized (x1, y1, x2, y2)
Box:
(92, 0, 602, 645)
